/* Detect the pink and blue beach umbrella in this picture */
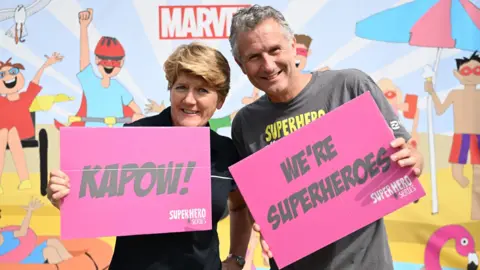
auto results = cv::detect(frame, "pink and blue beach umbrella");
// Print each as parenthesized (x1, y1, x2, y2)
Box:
(355, 0, 480, 52)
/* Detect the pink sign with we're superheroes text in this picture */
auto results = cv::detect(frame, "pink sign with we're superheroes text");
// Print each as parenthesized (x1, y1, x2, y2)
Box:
(59, 127, 211, 239)
(229, 92, 426, 269)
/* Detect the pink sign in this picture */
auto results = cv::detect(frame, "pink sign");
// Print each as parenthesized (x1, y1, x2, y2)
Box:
(228, 92, 426, 269)
(60, 127, 211, 239)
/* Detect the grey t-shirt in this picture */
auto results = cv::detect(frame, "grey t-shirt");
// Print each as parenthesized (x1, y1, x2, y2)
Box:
(231, 69, 411, 270)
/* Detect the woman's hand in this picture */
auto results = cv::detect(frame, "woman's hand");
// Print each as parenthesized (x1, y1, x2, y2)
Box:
(47, 170, 71, 209)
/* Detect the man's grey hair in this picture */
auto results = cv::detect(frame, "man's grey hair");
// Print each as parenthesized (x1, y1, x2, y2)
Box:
(229, 5, 294, 61)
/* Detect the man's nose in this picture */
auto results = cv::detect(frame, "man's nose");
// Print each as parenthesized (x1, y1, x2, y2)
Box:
(262, 56, 276, 74)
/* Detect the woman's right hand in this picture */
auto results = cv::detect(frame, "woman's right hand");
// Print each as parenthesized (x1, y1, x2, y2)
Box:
(47, 170, 71, 209)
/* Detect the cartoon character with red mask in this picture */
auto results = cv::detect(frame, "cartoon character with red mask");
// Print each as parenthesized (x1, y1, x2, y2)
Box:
(294, 34, 330, 74)
(295, 34, 312, 73)
(425, 51, 480, 220)
(376, 78, 420, 146)
(54, 8, 143, 128)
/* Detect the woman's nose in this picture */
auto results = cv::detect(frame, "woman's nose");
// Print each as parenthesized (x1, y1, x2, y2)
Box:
(183, 90, 196, 104)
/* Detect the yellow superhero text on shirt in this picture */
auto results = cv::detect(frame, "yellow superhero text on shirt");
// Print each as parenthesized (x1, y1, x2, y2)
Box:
(265, 109, 326, 143)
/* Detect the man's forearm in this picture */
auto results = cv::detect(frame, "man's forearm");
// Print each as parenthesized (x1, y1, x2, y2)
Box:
(228, 207, 252, 257)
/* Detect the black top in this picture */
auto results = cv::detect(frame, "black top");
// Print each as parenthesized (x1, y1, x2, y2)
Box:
(108, 107, 239, 270)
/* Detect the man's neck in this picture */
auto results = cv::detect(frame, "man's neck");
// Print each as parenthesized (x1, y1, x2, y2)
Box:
(6, 92, 20, 101)
(269, 72, 312, 103)
(101, 76, 111, 88)
(463, 84, 478, 91)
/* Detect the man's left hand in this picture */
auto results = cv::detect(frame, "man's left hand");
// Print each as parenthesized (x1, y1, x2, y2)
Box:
(390, 137, 424, 176)
(221, 258, 242, 270)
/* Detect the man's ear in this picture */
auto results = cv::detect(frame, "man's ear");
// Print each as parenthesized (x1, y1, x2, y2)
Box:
(235, 57, 246, 74)
(308, 49, 312, 57)
(291, 37, 297, 57)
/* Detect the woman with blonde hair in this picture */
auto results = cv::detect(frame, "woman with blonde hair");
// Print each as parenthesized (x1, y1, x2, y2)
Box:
(46, 42, 252, 270)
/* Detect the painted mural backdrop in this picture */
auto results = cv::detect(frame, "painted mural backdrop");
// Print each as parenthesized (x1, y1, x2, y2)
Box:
(0, 0, 478, 269)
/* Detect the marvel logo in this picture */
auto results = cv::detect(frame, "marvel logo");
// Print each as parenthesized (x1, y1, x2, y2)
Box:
(159, 5, 251, 39)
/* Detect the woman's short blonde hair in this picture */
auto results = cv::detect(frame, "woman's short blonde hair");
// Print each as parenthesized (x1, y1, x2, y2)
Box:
(164, 42, 231, 100)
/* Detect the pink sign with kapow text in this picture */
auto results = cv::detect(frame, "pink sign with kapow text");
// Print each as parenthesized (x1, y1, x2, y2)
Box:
(229, 92, 426, 269)
(60, 127, 211, 239)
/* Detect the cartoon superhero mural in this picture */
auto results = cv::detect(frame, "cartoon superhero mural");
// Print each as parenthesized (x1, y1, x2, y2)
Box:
(377, 78, 420, 145)
(425, 52, 480, 221)
(54, 8, 144, 129)
(356, 0, 480, 216)
(0, 198, 113, 269)
(0, 53, 67, 195)
(355, 0, 480, 268)
(0, 0, 52, 44)
(422, 224, 478, 270)
(294, 34, 330, 74)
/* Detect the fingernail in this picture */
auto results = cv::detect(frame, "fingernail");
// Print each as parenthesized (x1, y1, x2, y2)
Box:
(391, 155, 397, 161)
(398, 160, 404, 166)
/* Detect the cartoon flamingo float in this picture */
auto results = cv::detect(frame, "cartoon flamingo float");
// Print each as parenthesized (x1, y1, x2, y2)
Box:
(422, 224, 478, 270)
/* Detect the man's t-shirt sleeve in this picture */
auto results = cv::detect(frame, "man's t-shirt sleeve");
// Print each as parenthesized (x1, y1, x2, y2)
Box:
(226, 155, 239, 192)
(76, 64, 95, 91)
(230, 112, 249, 192)
(231, 111, 248, 159)
(118, 83, 134, 106)
(349, 69, 412, 142)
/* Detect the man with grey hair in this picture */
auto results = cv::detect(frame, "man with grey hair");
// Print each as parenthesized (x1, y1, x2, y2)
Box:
(228, 4, 424, 270)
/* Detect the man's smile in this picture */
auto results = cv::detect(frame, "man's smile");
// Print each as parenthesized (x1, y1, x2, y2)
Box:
(3, 77, 17, 89)
(104, 67, 114, 74)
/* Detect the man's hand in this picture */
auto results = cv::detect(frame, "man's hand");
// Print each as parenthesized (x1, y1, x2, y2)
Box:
(221, 259, 242, 270)
(390, 137, 424, 176)
(424, 80, 434, 94)
(253, 223, 273, 258)
(145, 99, 166, 114)
(23, 197, 44, 212)
(44, 52, 64, 67)
(79, 8, 93, 28)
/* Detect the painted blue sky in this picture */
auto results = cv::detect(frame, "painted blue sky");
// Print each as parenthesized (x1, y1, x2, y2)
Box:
(0, 0, 476, 138)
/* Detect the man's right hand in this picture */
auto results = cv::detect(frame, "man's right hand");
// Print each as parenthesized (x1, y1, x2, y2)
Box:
(79, 8, 93, 28)
(47, 170, 71, 209)
(424, 80, 434, 94)
(253, 223, 273, 259)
